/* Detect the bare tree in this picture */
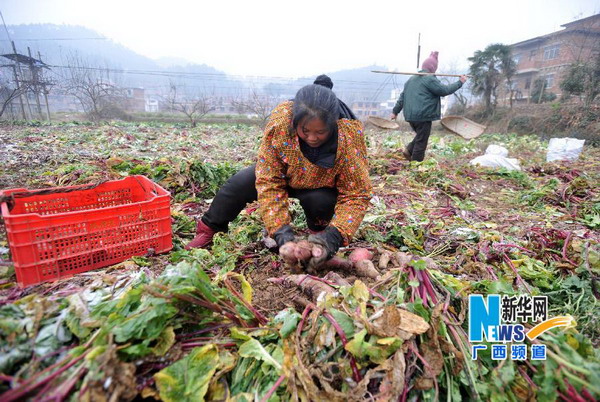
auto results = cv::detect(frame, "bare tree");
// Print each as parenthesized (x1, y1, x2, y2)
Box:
(231, 91, 248, 116)
(163, 83, 215, 128)
(58, 53, 126, 122)
(231, 88, 277, 127)
(0, 79, 31, 119)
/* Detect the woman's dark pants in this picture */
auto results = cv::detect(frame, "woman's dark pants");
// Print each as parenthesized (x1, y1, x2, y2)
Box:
(202, 164, 337, 233)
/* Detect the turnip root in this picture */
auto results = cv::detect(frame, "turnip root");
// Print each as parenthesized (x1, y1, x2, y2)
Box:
(354, 260, 381, 280)
(349, 248, 373, 263)
(378, 251, 392, 270)
(268, 274, 336, 300)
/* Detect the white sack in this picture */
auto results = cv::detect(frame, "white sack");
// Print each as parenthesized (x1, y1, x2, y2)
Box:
(546, 138, 585, 162)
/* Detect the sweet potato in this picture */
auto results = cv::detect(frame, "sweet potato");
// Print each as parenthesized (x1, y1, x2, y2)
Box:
(323, 271, 352, 287)
(279, 242, 297, 261)
(324, 256, 354, 272)
(378, 251, 392, 270)
(294, 240, 313, 261)
(322, 256, 380, 279)
(391, 252, 413, 268)
(349, 248, 373, 263)
(354, 260, 381, 280)
(262, 236, 277, 249)
(268, 274, 336, 300)
(279, 242, 304, 273)
(311, 244, 325, 259)
(279, 241, 314, 266)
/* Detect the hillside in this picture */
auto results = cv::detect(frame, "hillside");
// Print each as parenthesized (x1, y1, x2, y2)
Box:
(1, 24, 233, 91)
(2, 24, 399, 100)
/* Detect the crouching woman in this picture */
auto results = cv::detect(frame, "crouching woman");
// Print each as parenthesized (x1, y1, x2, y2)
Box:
(187, 84, 372, 266)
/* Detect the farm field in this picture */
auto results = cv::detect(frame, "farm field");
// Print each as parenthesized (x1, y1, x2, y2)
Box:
(0, 121, 599, 401)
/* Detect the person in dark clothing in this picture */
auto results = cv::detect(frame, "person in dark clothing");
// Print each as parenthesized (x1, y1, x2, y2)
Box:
(390, 51, 467, 162)
(313, 74, 357, 120)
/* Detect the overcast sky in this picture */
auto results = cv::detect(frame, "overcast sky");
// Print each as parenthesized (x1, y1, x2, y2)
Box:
(1, 0, 598, 77)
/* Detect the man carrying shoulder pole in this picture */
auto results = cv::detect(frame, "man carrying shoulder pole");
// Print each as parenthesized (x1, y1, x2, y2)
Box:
(390, 51, 467, 162)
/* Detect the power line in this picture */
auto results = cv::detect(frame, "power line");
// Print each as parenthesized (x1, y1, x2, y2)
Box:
(5, 61, 394, 100)
(370, 74, 392, 102)
(0, 13, 393, 91)
(43, 71, 385, 98)
(8, 62, 393, 95)
(392, 74, 401, 91)
(47, 63, 394, 87)
(0, 10, 12, 42)
(0, 37, 108, 41)
(41, 74, 393, 103)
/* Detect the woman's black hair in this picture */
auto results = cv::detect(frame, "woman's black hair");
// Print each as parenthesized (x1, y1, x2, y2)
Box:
(292, 84, 340, 135)
(314, 74, 334, 89)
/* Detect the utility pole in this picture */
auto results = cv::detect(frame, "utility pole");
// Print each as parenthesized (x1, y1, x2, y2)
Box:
(8, 43, 27, 119)
(28, 47, 43, 118)
(416, 33, 421, 69)
(38, 51, 51, 121)
(11, 41, 33, 119)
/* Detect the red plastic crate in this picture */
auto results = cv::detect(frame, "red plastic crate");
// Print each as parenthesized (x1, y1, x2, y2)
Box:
(0, 175, 172, 287)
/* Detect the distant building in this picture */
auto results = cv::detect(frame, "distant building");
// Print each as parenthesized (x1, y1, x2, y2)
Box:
(213, 96, 239, 114)
(48, 86, 149, 114)
(380, 90, 399, 118)
(145, 97, 159, 112)
(357, 86, 453, 121)
(47, 89, 83, 113)
(351, 100, 385, 119)
(508, 14, 600, 102)
(121, 87, 146, 112)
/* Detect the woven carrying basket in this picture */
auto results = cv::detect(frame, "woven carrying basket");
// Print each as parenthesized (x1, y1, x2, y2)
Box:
(368, 116, 400, 129)
(441, 116, 486, 139)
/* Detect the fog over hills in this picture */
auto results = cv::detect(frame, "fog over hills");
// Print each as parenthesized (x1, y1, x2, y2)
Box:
(1, 24, 401, 101)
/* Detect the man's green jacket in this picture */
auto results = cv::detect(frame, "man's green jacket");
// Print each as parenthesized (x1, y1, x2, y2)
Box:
(393, 71, 463, 122)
